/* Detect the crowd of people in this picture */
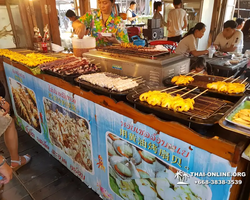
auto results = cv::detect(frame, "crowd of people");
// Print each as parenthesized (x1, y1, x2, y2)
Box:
(69, 0, 249, 56)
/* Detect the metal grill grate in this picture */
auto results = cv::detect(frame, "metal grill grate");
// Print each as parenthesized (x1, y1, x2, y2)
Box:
(131, 86, 229, 120)
(97, 46, 169, 60)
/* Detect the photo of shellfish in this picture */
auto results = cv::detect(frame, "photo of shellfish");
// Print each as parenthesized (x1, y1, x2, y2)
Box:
(9, 78, 41, 132)
(106, 132, 212, 200)
(44, 98, 93, 173)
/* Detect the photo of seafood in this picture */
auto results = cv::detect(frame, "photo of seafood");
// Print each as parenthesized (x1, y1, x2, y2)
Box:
(107, 132, 212, 200)
(43, 98, 93, 173)
(9, 78, 41, 132)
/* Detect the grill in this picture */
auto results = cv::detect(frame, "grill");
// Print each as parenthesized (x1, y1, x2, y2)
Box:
(97, 46, 169, 60)
(163, 74, 249, 98)
(126, 86, 233, 125)
(75, 73, 146, 101)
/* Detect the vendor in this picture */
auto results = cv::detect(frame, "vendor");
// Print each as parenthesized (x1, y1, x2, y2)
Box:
(72, 0, 129, 47)
(126, 1, 138, 25)
(175, 22, 209, 57)
(66, 10, 80, 22)
(213, 20, 243, 53)
(153, 1, 167, 27)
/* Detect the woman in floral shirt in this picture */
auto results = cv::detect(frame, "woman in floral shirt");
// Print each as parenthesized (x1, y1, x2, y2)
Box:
(73, 0, 129, 47)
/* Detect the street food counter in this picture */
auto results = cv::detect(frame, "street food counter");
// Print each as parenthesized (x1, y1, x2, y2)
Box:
(0, 52, 250, 200)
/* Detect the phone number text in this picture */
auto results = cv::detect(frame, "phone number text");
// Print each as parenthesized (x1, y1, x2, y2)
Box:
(194, 180, 242, 185)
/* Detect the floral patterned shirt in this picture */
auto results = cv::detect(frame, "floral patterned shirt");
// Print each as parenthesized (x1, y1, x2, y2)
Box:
(79, 9, 129, 47)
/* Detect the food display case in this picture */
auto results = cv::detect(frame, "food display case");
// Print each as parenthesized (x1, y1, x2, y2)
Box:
(83, 49, 190, 86)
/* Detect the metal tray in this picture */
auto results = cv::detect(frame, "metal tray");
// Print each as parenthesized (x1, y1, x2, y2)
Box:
(42, 69, 80, 83)
(225, 96, 250, 130)
(75, 77, 146, 98)
(126, 86, 233, 126)
(163, 75, 249, 97)
(219, 95, 250, 137)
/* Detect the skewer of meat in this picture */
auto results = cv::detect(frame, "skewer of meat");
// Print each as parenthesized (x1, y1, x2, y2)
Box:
(12, 88, 32, 125)
(18, 88, 38, 128)
(180, 87, 199, 97)
(40, 57, 77, 70)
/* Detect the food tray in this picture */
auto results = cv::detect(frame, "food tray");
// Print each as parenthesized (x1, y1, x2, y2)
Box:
(74, 76, 146, 99)
(42, 69, 80, 83)
(219, 95, 250, 137)
(163, 74, 249, 97)
(126, 86, 233, 126)
(42, 69, 99, 84)
(97, 46, 169, 59)
(225, 96, 250, 130)
(214, 51, 230, 58)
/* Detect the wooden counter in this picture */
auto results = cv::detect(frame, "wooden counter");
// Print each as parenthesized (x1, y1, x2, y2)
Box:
(1, 57, 249, 200)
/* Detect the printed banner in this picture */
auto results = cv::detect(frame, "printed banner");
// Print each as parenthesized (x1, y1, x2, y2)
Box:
(3, 62, 241, 200)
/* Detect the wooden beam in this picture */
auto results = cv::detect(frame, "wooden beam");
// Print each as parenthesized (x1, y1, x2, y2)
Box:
(47, 0, 61, 45)
(18, 0, 33, 49)
(79, 0, 90, 16)
(39, 0, 49, 33)
(6, 0, 20, 47)
(23, 0, 36, 45)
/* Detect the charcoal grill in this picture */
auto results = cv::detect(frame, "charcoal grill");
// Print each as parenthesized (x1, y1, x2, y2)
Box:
(97, 46, 169, 60)
(126, 86, 233, 126)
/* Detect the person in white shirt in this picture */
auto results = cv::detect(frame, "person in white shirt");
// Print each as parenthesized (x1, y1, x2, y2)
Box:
(167, 0, 188, 42)
(175, 22, 209, 56)
(126, 1, 138, 25)
(214, 20, 243, 53)
(152, 1, 167, 27)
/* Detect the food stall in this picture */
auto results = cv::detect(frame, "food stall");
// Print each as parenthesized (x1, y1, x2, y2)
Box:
(0, 48, 250, 200)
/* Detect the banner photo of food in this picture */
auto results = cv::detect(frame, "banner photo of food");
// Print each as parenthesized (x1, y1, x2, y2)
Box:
(43, 97, 93, 173)
(9, 77, 41, 132)
(3, 62, 99, 189)
(95, 104, 237, 200)
(3, 62, 239, 200)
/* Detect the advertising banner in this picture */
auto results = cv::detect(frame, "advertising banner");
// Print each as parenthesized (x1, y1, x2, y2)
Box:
(3, 62, 241, 200)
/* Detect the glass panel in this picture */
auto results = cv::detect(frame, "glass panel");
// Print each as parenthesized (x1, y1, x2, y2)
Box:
(56, 0, 76, 48)
(10, 4, 27, 48)
(0, 5, 15, 48)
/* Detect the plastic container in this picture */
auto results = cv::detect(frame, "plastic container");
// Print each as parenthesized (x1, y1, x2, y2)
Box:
(131, 35, 146, 47)
(208, 45, 216, 58)
(72, 36, 96, 57)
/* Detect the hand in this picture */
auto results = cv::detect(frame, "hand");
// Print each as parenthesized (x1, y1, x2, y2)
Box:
(135, 15, 139, 19)
(72, 21, 85, 39)
(0, 161, 12, 184)
(205, 50, 209, 54)
(1, 100, 10, 116)
(214, 45, 219, 50)
(102, 34, 120, 44)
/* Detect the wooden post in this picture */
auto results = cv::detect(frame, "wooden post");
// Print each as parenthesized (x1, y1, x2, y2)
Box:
(6, 0, 20, 47)
(18, 0, 33, 49)
(79, 0, 90, 16)
(46, 0, 61, 45)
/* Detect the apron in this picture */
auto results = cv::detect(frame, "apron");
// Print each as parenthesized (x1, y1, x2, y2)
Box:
(128, 9, 136, 24)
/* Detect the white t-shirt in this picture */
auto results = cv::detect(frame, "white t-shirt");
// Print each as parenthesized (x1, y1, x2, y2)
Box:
(126, 8, 134, 24)
(214, 30, 243, 53)
(175, 34, 197, 54)
(167, 8, 187, 37)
